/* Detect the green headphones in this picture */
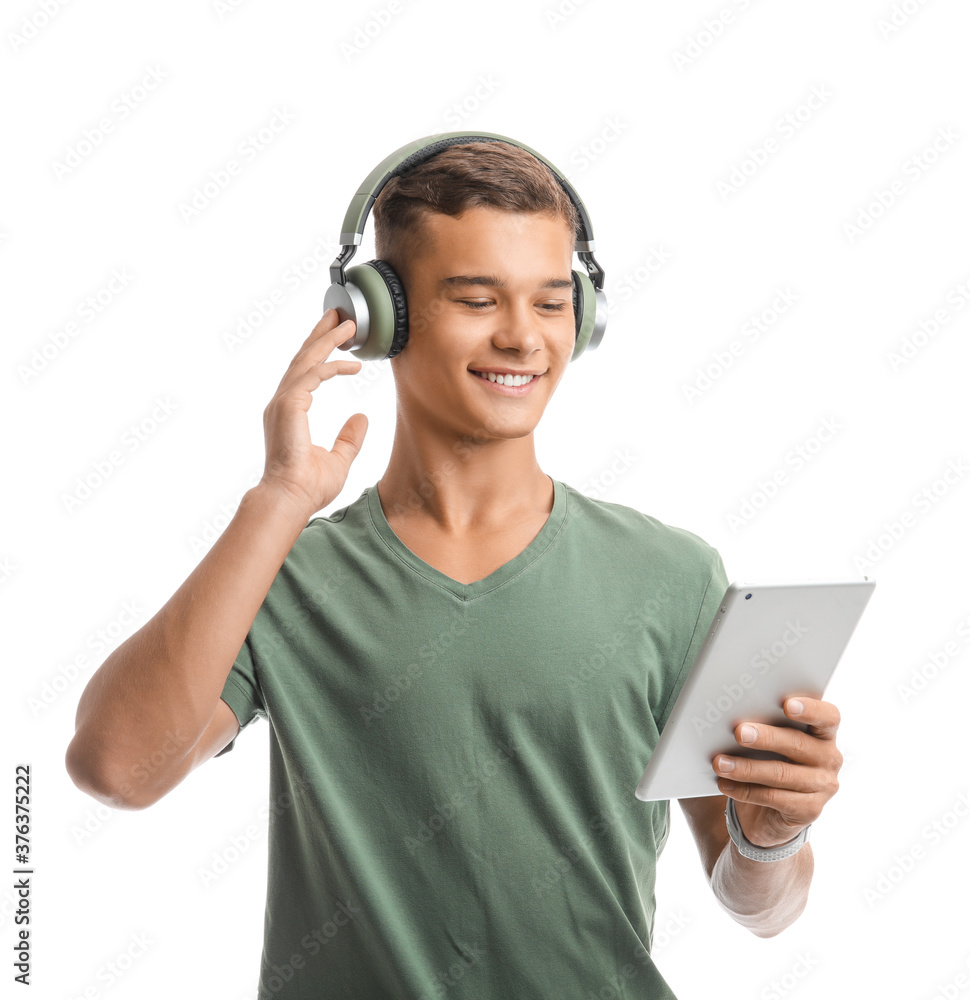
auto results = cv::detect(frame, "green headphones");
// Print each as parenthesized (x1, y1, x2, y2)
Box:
(324, 131, 607, 362)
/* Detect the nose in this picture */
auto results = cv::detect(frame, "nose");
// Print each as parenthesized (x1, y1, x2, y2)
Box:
(488, 298, 547, 357)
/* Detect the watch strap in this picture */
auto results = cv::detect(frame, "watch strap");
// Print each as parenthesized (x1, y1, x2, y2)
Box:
(724, 797, 811, 862)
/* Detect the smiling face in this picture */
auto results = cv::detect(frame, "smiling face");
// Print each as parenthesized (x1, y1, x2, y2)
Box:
(389, 205, 577, 447)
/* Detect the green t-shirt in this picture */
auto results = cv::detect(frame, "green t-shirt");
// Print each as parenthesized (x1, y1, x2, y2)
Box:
(217, 477, 727, 999)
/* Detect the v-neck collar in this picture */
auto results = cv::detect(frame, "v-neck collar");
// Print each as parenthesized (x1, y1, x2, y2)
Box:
(365, 477, 567, 601)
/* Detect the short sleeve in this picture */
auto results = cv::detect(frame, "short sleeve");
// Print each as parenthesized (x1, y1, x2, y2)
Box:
(656, 548, 729, 732)
(214, 632, 266, 757)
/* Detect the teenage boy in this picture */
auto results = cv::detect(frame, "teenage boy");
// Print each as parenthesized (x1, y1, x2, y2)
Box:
(66, 137, 844, 999)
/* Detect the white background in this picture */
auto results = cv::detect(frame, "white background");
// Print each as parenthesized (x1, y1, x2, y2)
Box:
(4, 0, 970, 997)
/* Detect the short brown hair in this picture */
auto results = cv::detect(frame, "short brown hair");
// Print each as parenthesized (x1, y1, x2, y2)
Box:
(372, 140, 579, 281)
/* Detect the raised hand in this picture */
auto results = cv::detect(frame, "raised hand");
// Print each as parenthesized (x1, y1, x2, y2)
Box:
(259, 309, 368, 517)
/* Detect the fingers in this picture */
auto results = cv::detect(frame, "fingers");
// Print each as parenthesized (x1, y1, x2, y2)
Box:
(329, 412, 369, 466)
(725, 780, 822, 841)
(714, 755, 832, 797)
(714, 728, 842, 782)
(298, 310, 358, 367)
(712, 697, 843, 800)
(728, 697, 840, 762)
(717, 769, 834, 833)
(710, 697, 844, 844)
(275, 310, 359, 396)
(713, 745, 837, 831)
(785, 695, 841, 741)
(723, 723, 820, 770)
(304, 307, 353, 348)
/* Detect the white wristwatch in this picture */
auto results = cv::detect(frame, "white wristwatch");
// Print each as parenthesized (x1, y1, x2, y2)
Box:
(724, 798, 811, 862)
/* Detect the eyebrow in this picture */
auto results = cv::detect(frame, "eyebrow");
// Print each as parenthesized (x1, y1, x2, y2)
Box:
(441, 275, 573, 290)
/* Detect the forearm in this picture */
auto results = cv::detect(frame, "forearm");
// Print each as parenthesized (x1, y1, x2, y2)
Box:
(711, 838, 814, 937)
(66, 484, 311, 805)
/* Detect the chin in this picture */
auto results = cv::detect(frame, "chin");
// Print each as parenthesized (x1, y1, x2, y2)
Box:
(471, 412, 546, 441)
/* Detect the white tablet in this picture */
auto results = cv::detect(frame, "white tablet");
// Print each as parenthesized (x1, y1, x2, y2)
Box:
(635, 579, 876, 802)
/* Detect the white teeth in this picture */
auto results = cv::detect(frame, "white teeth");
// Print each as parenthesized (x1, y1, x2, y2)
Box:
(475, 372, 535, 386)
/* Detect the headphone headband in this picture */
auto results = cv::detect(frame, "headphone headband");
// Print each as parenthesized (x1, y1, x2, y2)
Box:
(329, 131, 605, 292)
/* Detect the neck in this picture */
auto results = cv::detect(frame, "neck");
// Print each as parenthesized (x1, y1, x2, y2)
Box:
(377, 422, 552, 534)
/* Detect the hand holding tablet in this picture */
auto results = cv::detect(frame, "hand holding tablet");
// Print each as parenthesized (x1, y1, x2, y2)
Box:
(635, 580, 876, 803)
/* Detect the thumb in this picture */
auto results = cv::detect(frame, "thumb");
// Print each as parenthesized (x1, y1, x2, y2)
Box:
(329, 413, 368, 467)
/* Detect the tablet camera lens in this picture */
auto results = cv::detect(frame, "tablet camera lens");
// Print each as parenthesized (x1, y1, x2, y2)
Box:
(745, 593, 752, 599)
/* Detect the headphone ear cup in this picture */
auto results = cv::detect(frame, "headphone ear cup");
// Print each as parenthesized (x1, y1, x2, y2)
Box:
(367, 260, 409, 358)
(323, 260, 408, 360)
(571, 270, 598, 362)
